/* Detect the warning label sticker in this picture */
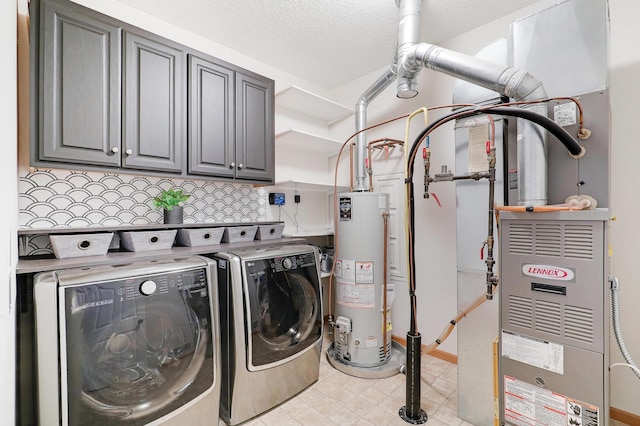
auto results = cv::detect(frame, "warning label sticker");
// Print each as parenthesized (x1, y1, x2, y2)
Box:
(355, 261, 374, 284)
(504, 376, 566, 426)
(334, 259, 376, 308)
(503, 376, 600, 426)
(502, 330, 564, 374)
(365, 336, 378, 348)
(554, 102, 577, 127)
(336, 282, 375, 308)
(566, 398, 599, 426)
(335, 259, 355, 283)
(335, 259, 375, 308)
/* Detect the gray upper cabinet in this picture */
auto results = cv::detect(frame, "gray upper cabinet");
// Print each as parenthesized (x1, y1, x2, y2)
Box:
(123, 31, 185, 173)
(188, 54, 235, 178)
(39, 0, 122, 167)
(235, 72, 274, 181)
(32, 0, 273, 183)
(188, 54, 274, 182)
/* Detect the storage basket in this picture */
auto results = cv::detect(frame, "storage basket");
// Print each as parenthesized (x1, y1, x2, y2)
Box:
(221, 225, 258, 243)
(255, 224, 285, 240)
(176, 227, 224, 247)
(119, 230, 177, 252)
(49, 233, 114, 259)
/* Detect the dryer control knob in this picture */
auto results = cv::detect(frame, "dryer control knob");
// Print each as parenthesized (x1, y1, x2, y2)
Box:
(140, 280, 157, 296)
(282, 257, 293, 270)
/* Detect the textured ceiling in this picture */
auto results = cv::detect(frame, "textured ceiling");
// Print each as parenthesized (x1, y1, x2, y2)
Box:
(117, 0, 541, 89)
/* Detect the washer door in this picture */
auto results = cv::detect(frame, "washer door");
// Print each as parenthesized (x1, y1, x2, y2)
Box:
(244, 252, 322, 370)
(61, 268, 214, 424)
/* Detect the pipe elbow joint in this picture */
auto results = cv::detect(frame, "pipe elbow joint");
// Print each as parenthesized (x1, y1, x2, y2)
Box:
(397, 44, 422, 73)
(499, 69, 547, 102)
(396, 47, 422, 99)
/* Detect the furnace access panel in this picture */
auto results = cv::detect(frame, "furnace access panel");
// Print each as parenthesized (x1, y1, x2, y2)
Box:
(498, 210, 610, 426)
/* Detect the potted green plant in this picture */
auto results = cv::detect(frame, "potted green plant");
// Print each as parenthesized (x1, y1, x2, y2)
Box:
(153, 188, 190, 224)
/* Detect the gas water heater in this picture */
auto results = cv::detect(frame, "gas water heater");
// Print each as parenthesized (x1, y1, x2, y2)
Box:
(333, 192, 391, 367)
(499, 210, 610, 426)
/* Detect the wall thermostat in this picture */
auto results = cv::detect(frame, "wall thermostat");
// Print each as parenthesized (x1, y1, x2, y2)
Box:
(268, 192, 285, 205)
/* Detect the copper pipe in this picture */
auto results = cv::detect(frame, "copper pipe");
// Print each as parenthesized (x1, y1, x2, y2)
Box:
(366, 138, 404, 191)
(496, 205, 576, 213)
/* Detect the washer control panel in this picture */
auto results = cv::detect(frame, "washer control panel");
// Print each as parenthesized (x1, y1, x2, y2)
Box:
(118, 268, 208, 301)
(271, 251, 317, 273)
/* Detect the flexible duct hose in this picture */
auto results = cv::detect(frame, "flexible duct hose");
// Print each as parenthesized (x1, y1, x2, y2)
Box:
(485, 106, 584, 157)
(610, 276, 640, 379)
(407, 105, 584, 162)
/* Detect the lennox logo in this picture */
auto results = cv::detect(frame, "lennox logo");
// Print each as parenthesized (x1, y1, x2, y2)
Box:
(522, 264, 575, 281)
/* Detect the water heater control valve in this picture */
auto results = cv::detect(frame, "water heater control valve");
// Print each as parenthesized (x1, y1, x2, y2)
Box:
(335, 316, 352, 333)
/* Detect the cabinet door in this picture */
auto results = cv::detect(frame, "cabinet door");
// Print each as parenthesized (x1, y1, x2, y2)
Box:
(123, 31, 185, 173)
(188, 54, 235, 178)
(40, 0, 121, 166)
(235, 73, 274, 182)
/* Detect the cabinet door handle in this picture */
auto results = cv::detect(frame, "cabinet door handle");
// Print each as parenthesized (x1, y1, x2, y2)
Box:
(125, 149, 133, 156)
(230, 162, 236, 169)
(111, 147, 119, 153)
(238, 163, 244, 170)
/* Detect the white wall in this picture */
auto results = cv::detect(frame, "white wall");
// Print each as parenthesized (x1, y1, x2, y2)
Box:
(329, 0, 640, 417)
(2, 1, 19, 423)
(607, 0, 640, 416)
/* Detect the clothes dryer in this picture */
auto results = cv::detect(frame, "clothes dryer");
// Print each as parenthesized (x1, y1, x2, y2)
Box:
(212, 244, 323, 425)
(33, 256, 220, 426)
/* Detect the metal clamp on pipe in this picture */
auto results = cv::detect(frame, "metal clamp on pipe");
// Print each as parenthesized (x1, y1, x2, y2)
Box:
(423, 147, 431, 198)
(433, 165, 453, 181)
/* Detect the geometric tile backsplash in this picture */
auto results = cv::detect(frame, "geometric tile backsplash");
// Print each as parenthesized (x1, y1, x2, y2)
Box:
(19, 169, 267, 228)
(19, 168, 268, 254)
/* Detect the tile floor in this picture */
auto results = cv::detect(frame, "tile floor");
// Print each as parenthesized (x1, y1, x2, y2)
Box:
(229, 332, 630, 426)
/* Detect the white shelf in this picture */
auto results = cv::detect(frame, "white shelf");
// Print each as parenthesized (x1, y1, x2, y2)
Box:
(283, 228, 334, 237)
(275, 85, 354, 125)
(275, 128, 345, 156)
(271, 179, 349, 193)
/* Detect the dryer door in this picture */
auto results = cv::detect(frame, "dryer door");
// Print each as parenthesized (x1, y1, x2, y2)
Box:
(243, 250, 323, 370)
(59, 267, 214, 425)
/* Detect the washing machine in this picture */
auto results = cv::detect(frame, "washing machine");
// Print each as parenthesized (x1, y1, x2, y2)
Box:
(33, 256, 220, 426)
(211, 244, 323, 425)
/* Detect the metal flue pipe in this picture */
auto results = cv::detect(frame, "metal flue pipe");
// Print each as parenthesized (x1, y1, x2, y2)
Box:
(396, 0, 422, 99)
(353, 0, 582, 203)
(398, 39, 551, 205)
(354, 54, 399, 191)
